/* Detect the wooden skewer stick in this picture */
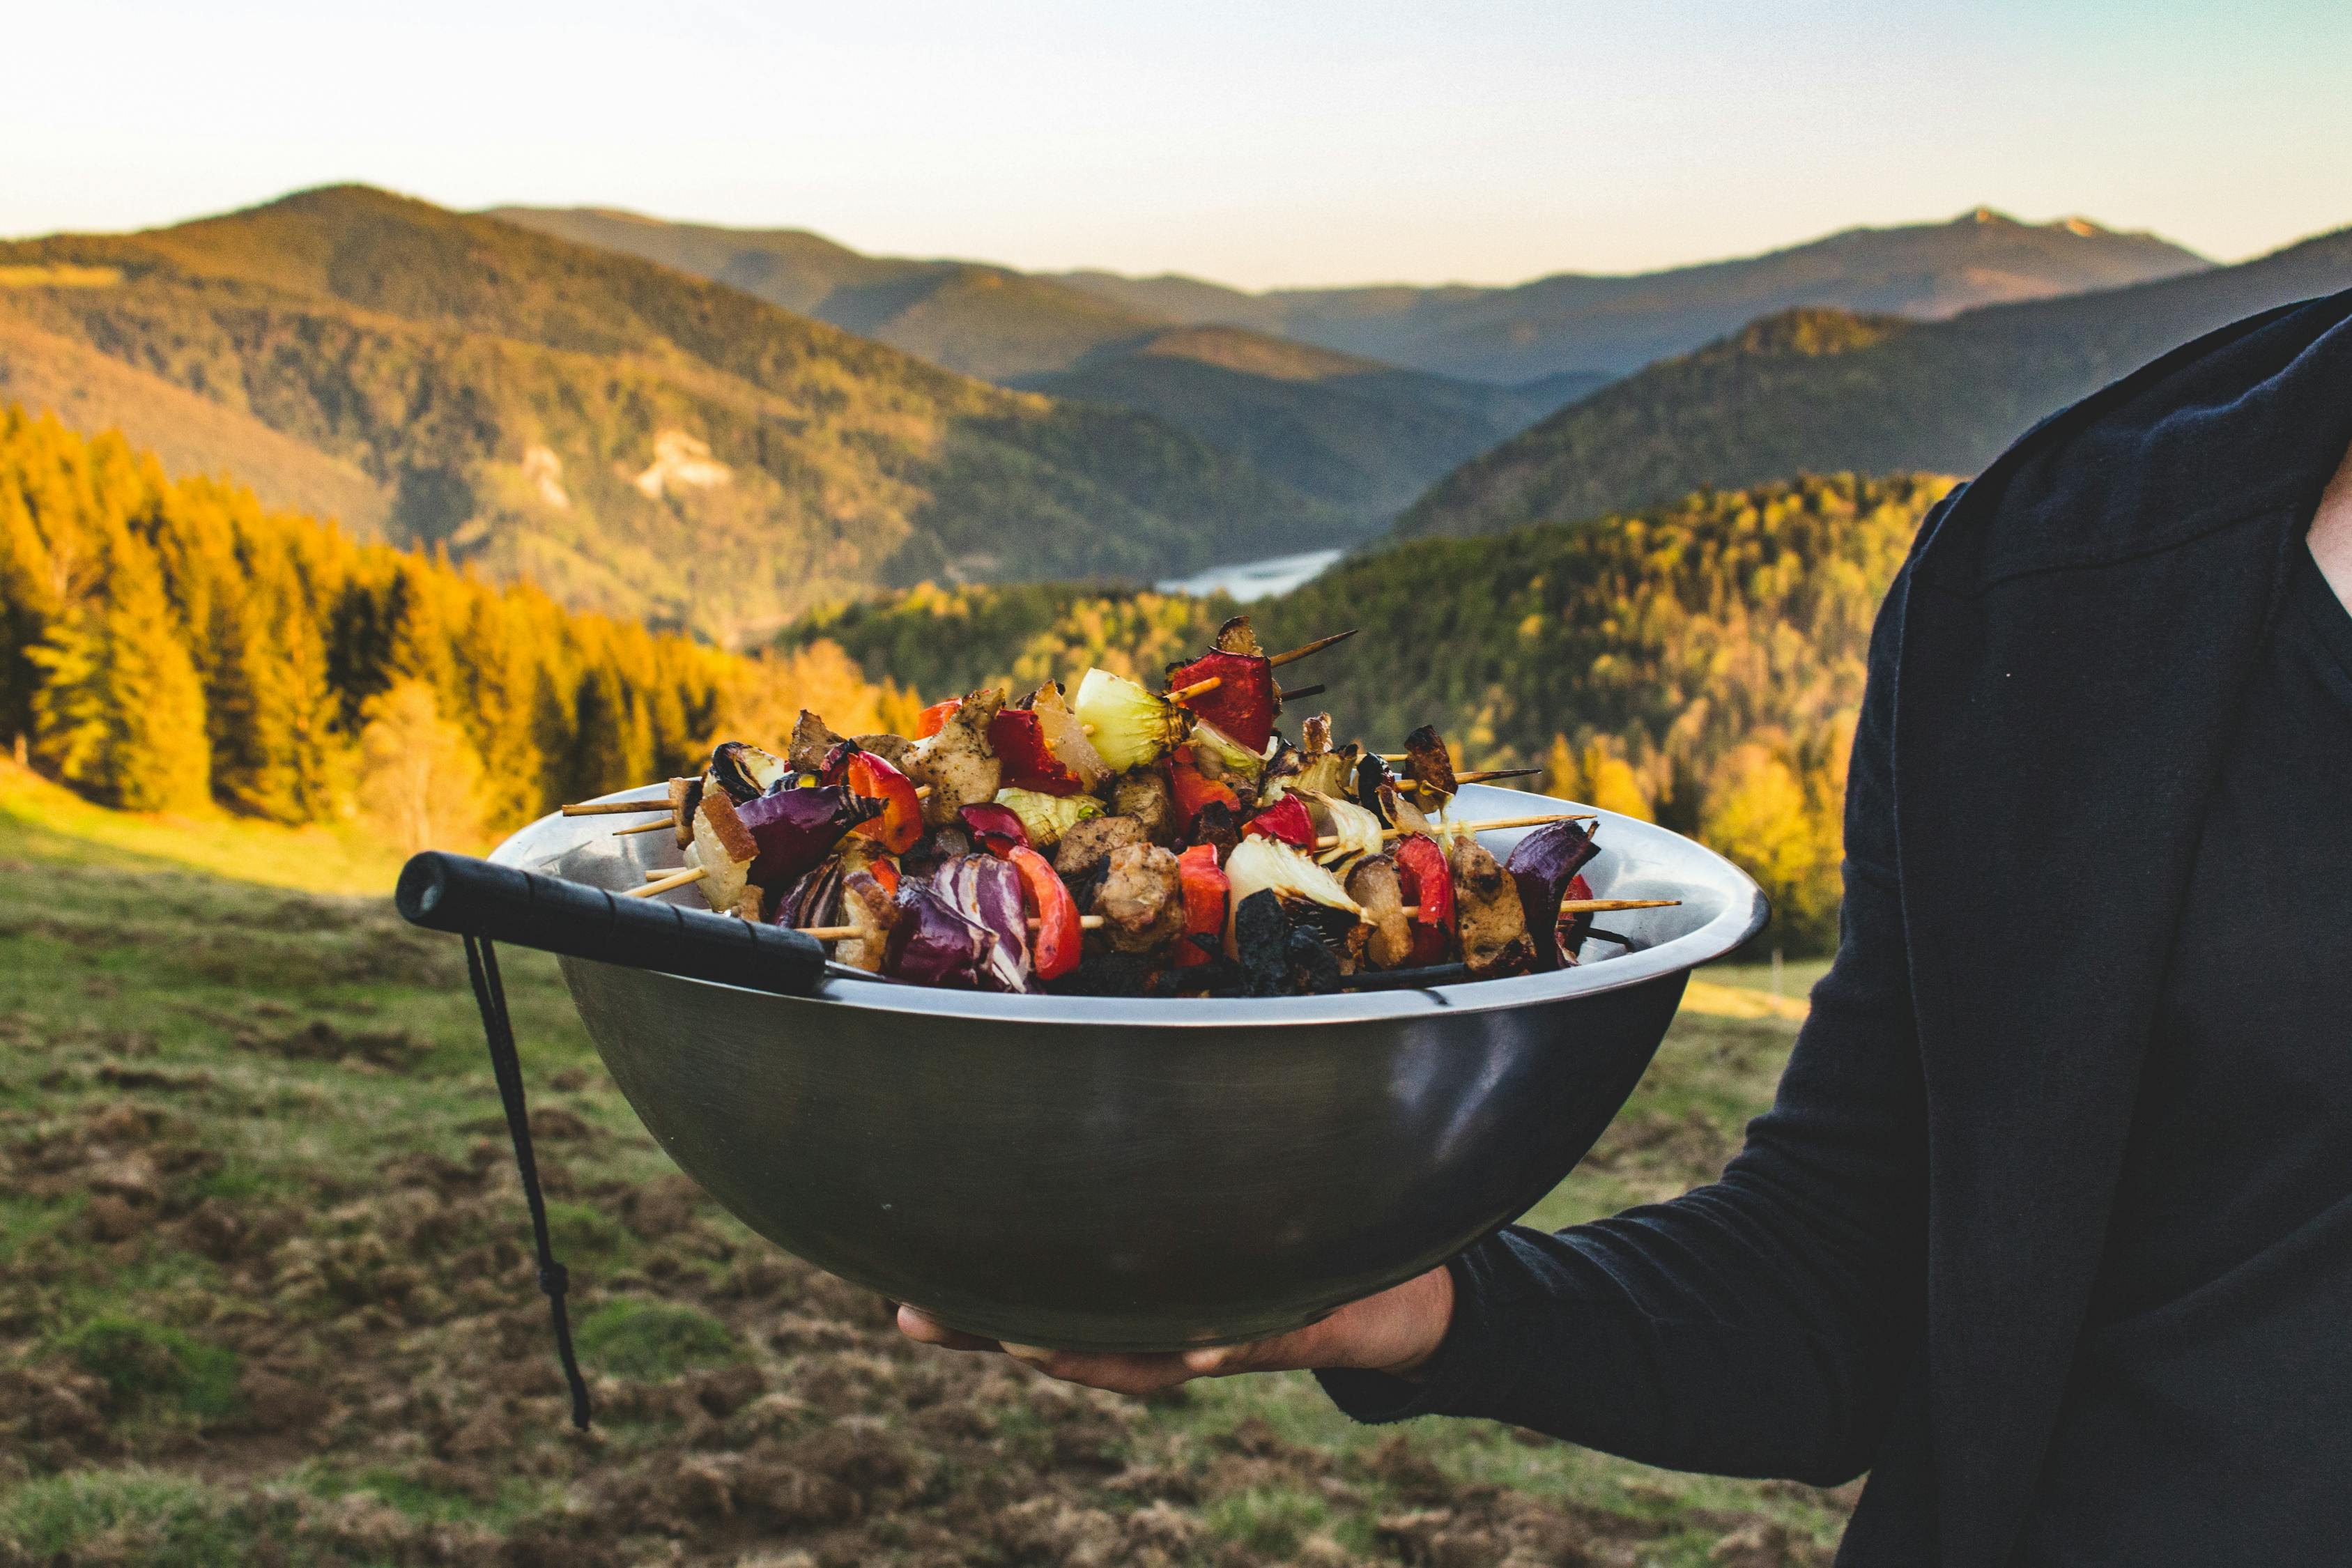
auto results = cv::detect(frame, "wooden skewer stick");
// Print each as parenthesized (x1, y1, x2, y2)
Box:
(797, 914, 1107, 941)
(1399, 767, 1540, 792)
(1278, 683, 1325, 703)
(1266, 628, 1358, 668)
(561, 799, 666, 817)
(628, 865, 708, 898)
(614, 818, 677, 836)
(1311, 811, 1597, 851)
(1398, 898, 1686, 917)
(1168, 675, 1324, 705)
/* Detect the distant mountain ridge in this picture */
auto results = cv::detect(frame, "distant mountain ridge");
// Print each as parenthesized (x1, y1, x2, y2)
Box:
(1393, 224, 2352, 540)
(1056, 209, 2211, 382)
(489, 206, 1581, 522)
(0, 187, 1351, 643)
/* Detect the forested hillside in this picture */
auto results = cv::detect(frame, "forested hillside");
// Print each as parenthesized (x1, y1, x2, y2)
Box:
(1396, 225, 2352, 539)
(1059, 209, 2208, 381)
(0, 405, 914, 849)
(790, 473, 1950, 948)
(0, 187, 1347, 643)
(491, 207, 1569, 524)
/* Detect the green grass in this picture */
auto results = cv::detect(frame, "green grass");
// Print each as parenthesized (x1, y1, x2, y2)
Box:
(573, 1299, 741, 1382)
(0, 783, 1852, 1565)
(56, 1317, 243, 1422)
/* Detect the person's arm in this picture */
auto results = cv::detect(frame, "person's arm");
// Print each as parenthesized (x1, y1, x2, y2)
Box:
(903, 558, 1932, 1485)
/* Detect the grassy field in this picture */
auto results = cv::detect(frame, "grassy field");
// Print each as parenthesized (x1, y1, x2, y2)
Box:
(0, 794, 1849, 1567)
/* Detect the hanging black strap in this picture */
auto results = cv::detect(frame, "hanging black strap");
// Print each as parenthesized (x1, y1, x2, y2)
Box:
(464, 935, 592, 1431)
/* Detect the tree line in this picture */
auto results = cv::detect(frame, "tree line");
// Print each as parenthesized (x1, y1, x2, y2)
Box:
(0, 406, 918, 851)
(787, 473, 1952, 951)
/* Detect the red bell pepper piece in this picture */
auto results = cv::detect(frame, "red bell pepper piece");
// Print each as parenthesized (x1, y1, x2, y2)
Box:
(1243, 794, 1315, 850)
(1006, 846, 1082, 982)
(870, 858, 901, 896)
(1167, 650, 1276, 752)
(821, 743, 924, 855)
(914, 698, 962, 740)
(1392, 833, 1454, 967)
(1169, 753, 1241, 833)
(1171, 843, 1229, 968)
(986, 707, 1084, 795)
(960, 802, 1031, 856)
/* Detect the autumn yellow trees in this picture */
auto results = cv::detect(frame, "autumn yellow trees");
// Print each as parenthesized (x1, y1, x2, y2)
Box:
(0, 406, 916, 850)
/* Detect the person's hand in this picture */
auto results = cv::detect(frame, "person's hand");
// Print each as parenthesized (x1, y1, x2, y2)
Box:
(895, 1264, 1454, 1397)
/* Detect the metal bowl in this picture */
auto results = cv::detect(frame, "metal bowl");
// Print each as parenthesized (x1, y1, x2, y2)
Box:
(491, 785, 1767, 1351)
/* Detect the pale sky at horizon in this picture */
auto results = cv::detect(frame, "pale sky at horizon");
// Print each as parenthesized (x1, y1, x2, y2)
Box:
(7, 0, 2347, 290)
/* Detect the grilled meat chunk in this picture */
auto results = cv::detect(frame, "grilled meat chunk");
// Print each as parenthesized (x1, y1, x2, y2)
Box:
(1401, 724, 1457, 804)
(1053, 814, 1148, 883)
(1447, 838, 1535, 978)
(1098, 843, 1184, 953)
(909, 688, 1004, 827)
(789, 709, 848, 774)
(1113, 768, 1176, 844)
(852, 732, 916, 769)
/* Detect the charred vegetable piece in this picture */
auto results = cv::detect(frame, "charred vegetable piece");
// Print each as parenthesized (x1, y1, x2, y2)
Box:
(1099, 843, 1184, 954)
(1401, 725, 1458, 804)
(820, 742, 925, 854)
(738, 785, 880, 892)
(776, 853, 845, 932)
(1114, 768, 1177, 843)
(1391, 833, 1455, 967)
(1167, 649, 1277, 752)
(1302, 790, 1384, 870)
(909, 688, 1004, 827)
(936, 854, 1031, 992)
(1346, 854, 1413, 969)
(1560, 873, 1595, 962)
(1356, 753, 1398, 824)
(711, 741, 792, 803)
(960, 801, 1031, 856)
(668, 775, 700, 850)
(1231, 889, 1291, 997)
(1188, 720, 1266, 787)
(1006, 846, 1082, 982)
(830, 869, 899, 972)
(994, 787, 1102, 850)
(1503, 818, 1603, 971)
(1300, 714, 1332, 758)
(1054, 814, 1148, 883)
(1187, 799, 1242, 860)
(884, 881, 994, 989)
(914, 698, 962, 740)
(1215, 615, 1263, 656)
(1168, 753, 1240, 835)
(1029, 681, 1112, 790)
(1243, 794, 1316, 850)
(987, 707, 1086, 795)
(1448, 836, 1535, 978)
(1171, 843, 1230, 969)
(1072, 669, 1183, 771)
(1220, 836, 1360, 959)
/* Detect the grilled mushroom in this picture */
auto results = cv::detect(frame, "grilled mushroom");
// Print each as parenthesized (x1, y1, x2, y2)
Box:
(1401, 725, 1458, 805)
(1447, 837, 1535, 978)
(1345, 854, 1414, 969)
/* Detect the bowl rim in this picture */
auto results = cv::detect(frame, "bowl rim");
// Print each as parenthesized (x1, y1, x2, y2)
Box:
(495, 783, 1769, 1031)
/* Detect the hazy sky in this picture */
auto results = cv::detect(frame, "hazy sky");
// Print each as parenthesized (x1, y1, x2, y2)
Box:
(7, 0, 2347, 289)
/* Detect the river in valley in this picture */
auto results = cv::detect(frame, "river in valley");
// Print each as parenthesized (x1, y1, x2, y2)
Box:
(1155, 547, 1344, 602)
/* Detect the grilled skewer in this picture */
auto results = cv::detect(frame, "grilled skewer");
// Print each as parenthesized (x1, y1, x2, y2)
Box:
(1311, 811, 1596, 852)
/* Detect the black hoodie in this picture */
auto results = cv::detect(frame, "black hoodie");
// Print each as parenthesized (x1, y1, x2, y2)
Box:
(1319, 289, 2352, 1567)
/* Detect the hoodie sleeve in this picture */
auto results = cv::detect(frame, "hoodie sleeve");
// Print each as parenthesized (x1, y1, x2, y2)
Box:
(1318, 553, 1932, 1486)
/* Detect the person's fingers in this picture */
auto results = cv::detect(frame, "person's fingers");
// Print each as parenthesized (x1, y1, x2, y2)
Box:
(895, 1305, 1001, 1352)
(1002, 1347, 1199, 1397)
(1182, 1266, 1454, 1378)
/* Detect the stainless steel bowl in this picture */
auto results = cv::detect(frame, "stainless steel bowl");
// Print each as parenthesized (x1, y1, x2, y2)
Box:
(491, 785, 1767, 1351)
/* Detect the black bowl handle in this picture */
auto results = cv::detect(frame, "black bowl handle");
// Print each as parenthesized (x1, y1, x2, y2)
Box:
(395, 852, 829, 999)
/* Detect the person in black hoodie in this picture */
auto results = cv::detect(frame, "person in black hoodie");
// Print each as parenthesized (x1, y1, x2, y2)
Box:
(900, 289, 2352, 1567)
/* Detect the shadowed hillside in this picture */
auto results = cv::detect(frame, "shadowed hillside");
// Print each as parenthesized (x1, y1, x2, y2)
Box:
(1394, 226, 2352, 540)
(0, 188, 1347, 643)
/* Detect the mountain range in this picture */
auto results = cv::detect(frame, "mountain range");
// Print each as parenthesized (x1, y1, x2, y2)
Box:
(1055, 209, 2210, 381)
(1396, 224, 2352, 540)
(0, 186, 1349, 643)
(490, 206, 1583, 521)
